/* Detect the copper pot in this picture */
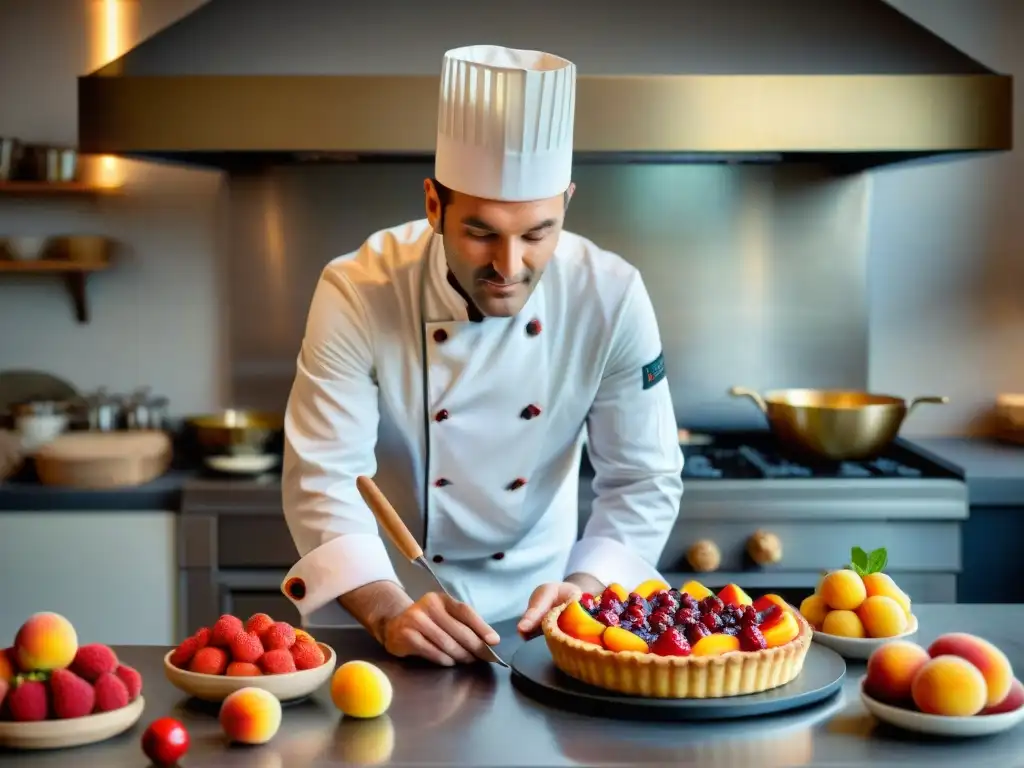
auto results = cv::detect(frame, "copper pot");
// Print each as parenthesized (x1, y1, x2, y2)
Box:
(729, 386, 948, 461)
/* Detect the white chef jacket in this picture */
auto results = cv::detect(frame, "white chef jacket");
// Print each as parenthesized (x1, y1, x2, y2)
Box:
(279, 219, 684, 626)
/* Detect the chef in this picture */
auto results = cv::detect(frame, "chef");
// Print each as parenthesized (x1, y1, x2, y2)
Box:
(280, 44, 684, 667)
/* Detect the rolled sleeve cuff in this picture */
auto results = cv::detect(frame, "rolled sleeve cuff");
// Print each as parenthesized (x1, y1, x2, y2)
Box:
(281, 534, 402, 617)
(564, 536, 665, 591)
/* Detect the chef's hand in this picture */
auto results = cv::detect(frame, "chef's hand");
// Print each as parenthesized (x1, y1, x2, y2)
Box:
(517, 582, 584, 639)
(381, 592, 500, 667)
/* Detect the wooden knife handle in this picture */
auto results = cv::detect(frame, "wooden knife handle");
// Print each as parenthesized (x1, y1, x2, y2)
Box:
(356, 475, 423, 561)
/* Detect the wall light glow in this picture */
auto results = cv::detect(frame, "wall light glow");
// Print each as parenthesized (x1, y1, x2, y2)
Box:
(88, 0, 139, 187)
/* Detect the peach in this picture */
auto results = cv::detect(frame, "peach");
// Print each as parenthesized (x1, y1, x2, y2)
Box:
(331, 661, 393, 719)
(819, 569, 867, 611)
(911, 656, 988, 716)
(557, 601, 605, 644)
(717, 584, 753, 608)
(821, 609, 865, 638)
(219, 686, 282, 744)
(606, 583, 629, 602)
(763, 610, 800, 648)
(633, 579, 671, 600)
(692, 633, 740, 657)
(862, 572, 912, 616)
(981, 678, 1024, 716)
(856, 595, 909, 638)
(679, 580, 713, 600)
(752, 594, 790, 615)
(926, 633, 1014, 708)
(798, 595, 829, 629)
(602, 626, 648, 654)
(0, 648, 14, 683)
(14, 612, 78, 672)
(864, 640, 930, 703)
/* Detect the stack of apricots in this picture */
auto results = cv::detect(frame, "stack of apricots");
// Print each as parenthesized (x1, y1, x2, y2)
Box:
(799, 546, 914, 639)
(865, 634, 1023, 717)
(556, 577, 802, 656)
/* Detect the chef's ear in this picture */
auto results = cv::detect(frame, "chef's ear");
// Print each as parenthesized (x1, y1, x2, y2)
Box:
(424, 178, 443, 233)
(563, 181, 575, 211)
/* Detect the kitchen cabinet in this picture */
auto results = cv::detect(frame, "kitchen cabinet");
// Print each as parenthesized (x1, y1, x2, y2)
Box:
(0, 510, 178, 644)
(958, 505, 1024, 603)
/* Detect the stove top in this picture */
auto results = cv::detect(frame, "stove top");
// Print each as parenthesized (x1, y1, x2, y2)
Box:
(584, 431, 964, 482)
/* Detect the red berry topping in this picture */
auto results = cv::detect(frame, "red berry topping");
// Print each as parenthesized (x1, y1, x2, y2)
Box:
(651, 627, 692, 657)
(596, 609, 620, 627)
(701, 612, 723, 632)
(674, 607, 698, 624)
(740, 623, 768, 651)
(580, 593, 597, 611)
(600, 589, 623, 612)
(699, 596, 725, 614)
(687, 621, 712, 645)
(649, 611, 674, 633)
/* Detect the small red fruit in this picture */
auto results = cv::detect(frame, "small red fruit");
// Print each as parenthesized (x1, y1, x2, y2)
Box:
(244, 612, 274, 637)
(94, 672, 129, 712)
(70, 644, 119, 682)
(210, 615, 244, 647)
(50, 668, 96, 718)
(189, 646, 228, 676)
(651, 627, 692, 657)
(263, 621, 296, 651)
(114, 664, 143, 701)
(141, 716, 190, 767)
(229, 631, 264, 664)
(259, 648, 296, 674)
(290, 640, 326, 670)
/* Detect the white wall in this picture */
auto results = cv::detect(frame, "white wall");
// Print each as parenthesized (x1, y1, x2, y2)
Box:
(0, 0, 227, 416)
(0, 0, 1020, 434)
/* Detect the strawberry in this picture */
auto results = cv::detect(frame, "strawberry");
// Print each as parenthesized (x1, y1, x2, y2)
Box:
(263, 622, 296, 651)
(258, 649, 296, 675)
(229, 631, 264, 664)
(740, 623, 768, 652)
(188, 647, 228, 675)
(50, 669, 96, 719)
(290, 641, 325, 670)
(244, 613, 274, 637)
(226, 661, 262, 676)
(114, 664, 142, 701)
(210, 615, 244, 647)
(7, 680, 48, 721)
(93, 673, 129, 712)
(70, 644, 118, 682)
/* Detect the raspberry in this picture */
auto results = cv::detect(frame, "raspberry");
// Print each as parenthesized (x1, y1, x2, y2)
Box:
(93, 673, 129, 712)
(114, 664, 142, 701)
(651, 627, 692, 657)
(649, 611, 674, 633)
(210, 615, 244, 647)
(674, 607, 697, 624)
(626, 594, 650, 614)
(244, 613, 274, 637)
(71, 644, 119, 682)
(599, 590, 622, 612)
(687, 621, 711, 645)
(50, 669, 95, 719)
(290, 641, 325, 671)
(701, 612, 723, 632)
(740, 623, 768, 651)
(680, 594, 700, 611)
(259, 648, 296, 675)
(7, 679, 48, 721)
(579, 593, 597, 612)
(229, 631, 264, 664)
(596, 609, 620, 627)
(188, 646, 228, 675)
(625, 604, 646, 622)
(699, 596, 725, 614)
(741, 605, 758, 625)
(263, 622, 296, 651)
(226, 662, 262, 676)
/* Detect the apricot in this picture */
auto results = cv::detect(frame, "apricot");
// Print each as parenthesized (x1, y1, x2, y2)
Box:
(557, 601, 605, 644)
(219, 686, 282, 744)
(717, 584, 753, 607)
(679, 580, 713, 600)
(331, 661, 393, 719)
(606, 583, 629, 602)
(799, 595, 829, 629)
(821, 609, 865, 638)
(927, 633, 1015, 708)
(856, 595, 909, 638)
(763, 610, 800, 648)
(861, 572, 912, 616)
(752, 594, 790, 615)
(602, 626, 648, 654)
(864, 640, 930, 703)
(14, 612, 78, 672)
(911, 656, 988, 716)
(981, 678, 1024, 716)
(819, 570, 867, 611)
(0, 648, 14, 683)
(692, 633, 741, 657)
(633, 579, 671, 600)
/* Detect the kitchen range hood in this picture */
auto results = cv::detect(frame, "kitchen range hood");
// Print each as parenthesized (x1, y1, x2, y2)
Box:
(77, 0, 1012, 172)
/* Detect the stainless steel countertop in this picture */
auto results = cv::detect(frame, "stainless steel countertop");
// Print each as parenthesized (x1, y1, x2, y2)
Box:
(2, 603, 1023, 766)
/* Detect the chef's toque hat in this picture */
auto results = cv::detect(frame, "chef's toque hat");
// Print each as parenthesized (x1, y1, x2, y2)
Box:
(434, 45, 576, 202)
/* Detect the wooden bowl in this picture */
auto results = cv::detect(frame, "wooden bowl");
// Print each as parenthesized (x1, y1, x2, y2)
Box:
(0, 695, 145, 750)
(163, 643, 337, 703)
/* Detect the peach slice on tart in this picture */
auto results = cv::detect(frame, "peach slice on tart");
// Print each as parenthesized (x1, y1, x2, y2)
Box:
(541, 580, 812, 698)
(633, 579, 672, 600)
(752, 594, 791, 615)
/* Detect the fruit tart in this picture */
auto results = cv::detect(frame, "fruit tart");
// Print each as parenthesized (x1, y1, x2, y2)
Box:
(542, 579, 812, 698)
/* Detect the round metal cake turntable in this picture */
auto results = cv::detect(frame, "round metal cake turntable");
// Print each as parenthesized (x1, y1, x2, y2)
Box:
(510, 639, 847, 721)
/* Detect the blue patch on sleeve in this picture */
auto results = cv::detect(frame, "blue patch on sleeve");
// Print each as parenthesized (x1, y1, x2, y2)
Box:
(642, 351, 666, 390)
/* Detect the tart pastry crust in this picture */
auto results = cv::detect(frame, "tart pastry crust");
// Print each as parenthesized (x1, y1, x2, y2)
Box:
(542, 600, 813, 698)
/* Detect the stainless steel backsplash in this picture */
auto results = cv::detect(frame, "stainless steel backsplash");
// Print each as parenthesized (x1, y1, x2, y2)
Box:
(224, 163, 870, 429)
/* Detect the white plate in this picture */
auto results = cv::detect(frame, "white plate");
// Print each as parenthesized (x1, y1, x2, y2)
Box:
(811, 614, 918, 660)
(860, 679, 1024, 737)
(164, 642, 336, 703)
(204, 454, 279, 475)
(0, 695, 145, 750)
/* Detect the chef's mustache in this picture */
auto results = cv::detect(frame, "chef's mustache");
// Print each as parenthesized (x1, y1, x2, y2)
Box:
(475, 265, 532, 285)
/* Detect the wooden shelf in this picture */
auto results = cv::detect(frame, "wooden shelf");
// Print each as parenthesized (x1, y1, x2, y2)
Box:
(0, 259, 111, 323)
(0, 181, 122, 196)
